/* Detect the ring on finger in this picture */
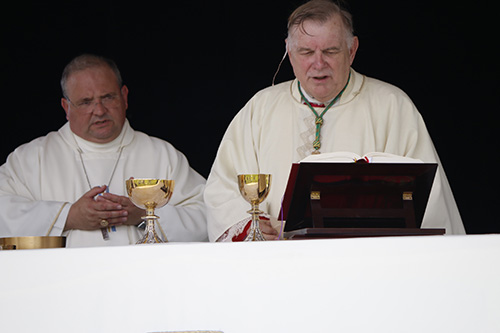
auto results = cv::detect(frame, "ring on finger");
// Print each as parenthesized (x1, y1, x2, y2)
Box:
(100, 219, 109, 227)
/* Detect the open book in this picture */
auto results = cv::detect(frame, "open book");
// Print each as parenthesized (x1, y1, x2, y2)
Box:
(300, 151, 424, 164)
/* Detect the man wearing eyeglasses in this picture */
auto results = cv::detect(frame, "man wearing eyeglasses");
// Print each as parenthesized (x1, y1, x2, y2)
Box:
(0, 54, 208, 247)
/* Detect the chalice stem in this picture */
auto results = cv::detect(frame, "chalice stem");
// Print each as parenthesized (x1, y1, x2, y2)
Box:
(244, 204, 265, 241)
(136, 217, 165, 244)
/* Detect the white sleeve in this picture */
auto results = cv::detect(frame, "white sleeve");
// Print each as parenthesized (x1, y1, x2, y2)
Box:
(204, 99, 262, 242)
(154, 146, 208, 242)
(0, 150, 70, 237)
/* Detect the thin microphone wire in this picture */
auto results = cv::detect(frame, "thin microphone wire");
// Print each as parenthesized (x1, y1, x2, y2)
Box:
(272, 49, 288, 86)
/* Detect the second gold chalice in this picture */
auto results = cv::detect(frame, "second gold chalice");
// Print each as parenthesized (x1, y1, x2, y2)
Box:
(126, 178, 175, 244)
(238, 174, 271, 241)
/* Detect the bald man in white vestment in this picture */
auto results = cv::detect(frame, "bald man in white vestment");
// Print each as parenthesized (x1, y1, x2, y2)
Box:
(204, 0, 465, 241)
(0, 54, 207, 247)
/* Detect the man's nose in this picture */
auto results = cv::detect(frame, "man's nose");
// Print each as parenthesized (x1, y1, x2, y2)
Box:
(312, 52, 326, 68)
(92, 99, 107, 115)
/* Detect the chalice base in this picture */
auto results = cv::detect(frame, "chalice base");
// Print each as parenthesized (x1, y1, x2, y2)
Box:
(244, 226, 266, 241)
(136, 218, 166, 244)
(244, 211, 266, 242)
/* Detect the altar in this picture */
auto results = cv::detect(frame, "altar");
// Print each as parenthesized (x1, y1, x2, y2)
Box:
(1, 235, 499, 333)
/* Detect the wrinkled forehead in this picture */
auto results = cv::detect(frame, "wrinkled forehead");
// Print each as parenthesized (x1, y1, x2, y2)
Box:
(288, 16, 347, 47)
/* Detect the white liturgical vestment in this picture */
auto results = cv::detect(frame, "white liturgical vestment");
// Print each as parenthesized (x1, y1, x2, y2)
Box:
(0, 120, 207, 247)
(204, 69, 466, 241)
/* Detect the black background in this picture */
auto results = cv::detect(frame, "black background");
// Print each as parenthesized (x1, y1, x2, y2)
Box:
(1, 1, 498, 234)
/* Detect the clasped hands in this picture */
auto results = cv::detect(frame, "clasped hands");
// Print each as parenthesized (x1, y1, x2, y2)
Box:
(64, 185, 144, 231)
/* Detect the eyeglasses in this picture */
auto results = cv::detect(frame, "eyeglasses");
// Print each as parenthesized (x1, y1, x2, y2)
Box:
(65, 93, 121, 113)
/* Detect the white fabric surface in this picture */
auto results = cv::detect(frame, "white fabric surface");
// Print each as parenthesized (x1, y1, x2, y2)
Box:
(0, 235, 498, 333)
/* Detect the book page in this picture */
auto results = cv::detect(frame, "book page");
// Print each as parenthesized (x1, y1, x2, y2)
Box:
(300, 151, 361, 163)
(300, 152, 423, 164)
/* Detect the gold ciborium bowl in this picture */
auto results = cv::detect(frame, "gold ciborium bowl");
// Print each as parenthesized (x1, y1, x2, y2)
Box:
(126, 178, 175, 244)
(0, 236, 66, 250)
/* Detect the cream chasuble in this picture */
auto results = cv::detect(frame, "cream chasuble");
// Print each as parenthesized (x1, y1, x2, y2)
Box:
(204, 69, 466, 241)
(0, 120, 208, 247)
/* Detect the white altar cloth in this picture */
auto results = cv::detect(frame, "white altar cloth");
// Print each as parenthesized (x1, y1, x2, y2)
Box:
(1, 235, 499, 333)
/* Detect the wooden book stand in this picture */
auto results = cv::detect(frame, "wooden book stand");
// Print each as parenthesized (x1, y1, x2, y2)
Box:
(280, 162, 445, 239)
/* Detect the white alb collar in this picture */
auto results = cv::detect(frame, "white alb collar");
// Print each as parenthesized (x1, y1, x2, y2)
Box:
(72, 121, 128, 153)
(298, 84, 335, 106)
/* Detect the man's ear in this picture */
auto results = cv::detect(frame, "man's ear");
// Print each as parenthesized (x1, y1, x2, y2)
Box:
(349, 36, 359, 65)
(61, 98, 70, 120)
(121, 85, 129, 110)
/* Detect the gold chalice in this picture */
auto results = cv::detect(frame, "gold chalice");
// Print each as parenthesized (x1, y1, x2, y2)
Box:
(126, 178, 175, 244)
(238, 174, 271, 241)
